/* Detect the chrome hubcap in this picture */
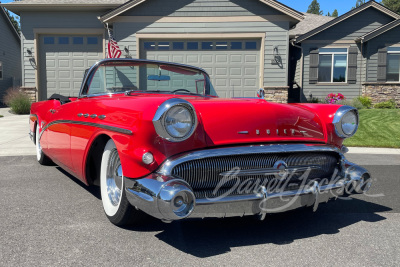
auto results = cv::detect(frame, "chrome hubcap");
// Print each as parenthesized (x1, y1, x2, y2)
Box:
(106, 149, 123, 206)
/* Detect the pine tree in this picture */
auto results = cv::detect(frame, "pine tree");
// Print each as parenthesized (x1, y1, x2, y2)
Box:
(4, 8, 20, 34)
(355, 0, 366, 8)
(382, 0, 400, 13)
(332, 9, 339, 17)
(307, 0, 323, 15)
(326, 12, 331, 16)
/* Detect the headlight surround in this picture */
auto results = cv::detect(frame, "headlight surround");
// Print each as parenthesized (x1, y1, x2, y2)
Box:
(153, 99, 197, 142)
(333, 106, 359, 138)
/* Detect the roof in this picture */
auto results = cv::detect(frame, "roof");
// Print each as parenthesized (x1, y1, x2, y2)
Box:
(295, 0, 400, 43)
(356, 18, 400, 42)
(289, 12, 334, 38)
(2, 0, 127, 14)
(99, 0, 305, 23)
(0, 6, 20, 42)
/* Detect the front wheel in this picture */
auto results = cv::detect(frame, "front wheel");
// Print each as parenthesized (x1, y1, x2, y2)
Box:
(35, 125, 52, 165)
(100, 139, 146, 226)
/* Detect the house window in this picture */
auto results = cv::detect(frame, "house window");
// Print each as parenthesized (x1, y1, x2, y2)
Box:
(0, 62, 3, 80)
(318, 48, 348, 83)
(387, 47, 400, 81)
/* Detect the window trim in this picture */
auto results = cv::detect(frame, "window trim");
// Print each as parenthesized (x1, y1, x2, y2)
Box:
(387, 46, 400, 82)
(0, 61, 3, 80)
(318, 48, 349, 84)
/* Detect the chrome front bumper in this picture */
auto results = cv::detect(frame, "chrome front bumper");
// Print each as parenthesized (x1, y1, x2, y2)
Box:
(124, 145, 372, 222)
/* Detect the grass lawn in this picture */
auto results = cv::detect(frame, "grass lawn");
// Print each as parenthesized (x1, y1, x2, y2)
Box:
(343, 109, 400, 148)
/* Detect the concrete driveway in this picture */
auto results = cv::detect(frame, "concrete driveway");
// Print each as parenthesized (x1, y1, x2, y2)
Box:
(0, 108, 35, 156)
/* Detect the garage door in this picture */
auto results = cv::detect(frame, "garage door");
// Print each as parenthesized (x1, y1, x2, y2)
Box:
(39, 35, 103, 100)
(140, 40, 261, 98)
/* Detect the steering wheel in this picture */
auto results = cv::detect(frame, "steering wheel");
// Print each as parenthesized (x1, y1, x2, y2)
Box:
(172, 89, 191, 93)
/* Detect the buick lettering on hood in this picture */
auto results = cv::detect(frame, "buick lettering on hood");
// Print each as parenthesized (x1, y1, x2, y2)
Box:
(29, 59, 371, 226)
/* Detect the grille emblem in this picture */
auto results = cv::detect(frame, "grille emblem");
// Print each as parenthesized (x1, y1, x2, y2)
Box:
(273, 160, 288, 179)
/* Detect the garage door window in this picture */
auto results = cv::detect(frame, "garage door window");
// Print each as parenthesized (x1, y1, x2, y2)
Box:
(144, 42, 156, 50)
(202, 42, 213, 50)
(173, 42, 184, 50)
(73, 37, 84, 45)
(158, 42, 170, 50)
(216, 42, 228, 50)
(87, 37, 98, 45)
(231, 42, 242, 49)
(0, 61, 3, 80)
(58, 37, 69, 44)
(44, 37, 54, 45)
(245, 42, 257, 50)
(187, 42, 198, 50)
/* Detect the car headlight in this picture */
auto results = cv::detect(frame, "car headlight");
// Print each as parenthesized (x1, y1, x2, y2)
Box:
(333, 106, 359, 138)
(153, 98, 197, 142)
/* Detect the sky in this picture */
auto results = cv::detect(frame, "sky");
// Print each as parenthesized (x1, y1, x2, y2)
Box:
(1, 0, 371, 20)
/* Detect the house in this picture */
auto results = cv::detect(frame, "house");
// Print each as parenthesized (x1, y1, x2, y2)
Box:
(3, 0, 304, 102)
(291, 0, 400, 106)
(0, 5, 21, 101)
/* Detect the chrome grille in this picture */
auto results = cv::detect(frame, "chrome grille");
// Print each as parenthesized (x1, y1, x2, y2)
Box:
(171, 152, 339, 194)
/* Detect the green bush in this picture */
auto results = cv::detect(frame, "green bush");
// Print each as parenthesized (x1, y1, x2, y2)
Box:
(2, 88, 31, 114)
(336, 98, 365, 109)
(356, 96, 372, 109)
(374, 99, 397, 109)
(308, 97, 320, 103)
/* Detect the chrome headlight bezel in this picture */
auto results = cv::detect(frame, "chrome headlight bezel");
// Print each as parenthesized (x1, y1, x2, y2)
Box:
(152, 98, 198, 142)
(332, 105, 359, 138)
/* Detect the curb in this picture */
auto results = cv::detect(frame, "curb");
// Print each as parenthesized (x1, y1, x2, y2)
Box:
(347, 147, 400, 155)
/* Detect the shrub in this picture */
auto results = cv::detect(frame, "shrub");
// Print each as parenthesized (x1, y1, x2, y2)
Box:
(356, 96, 372, 109)
(336, 98, 364, 110)
(374, 99, 397, 109)
(308, 97, 320, 103)
(2, 88, 31, 114)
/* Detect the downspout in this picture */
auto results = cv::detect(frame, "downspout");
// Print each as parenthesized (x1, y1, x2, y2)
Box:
(290, 39, 303, 96)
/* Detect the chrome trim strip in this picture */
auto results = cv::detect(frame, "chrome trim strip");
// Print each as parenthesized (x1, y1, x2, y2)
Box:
(157, 144, 343, 176)
(39, 120, 133, 140)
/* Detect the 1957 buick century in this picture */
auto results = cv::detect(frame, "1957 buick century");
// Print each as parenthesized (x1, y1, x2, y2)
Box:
(29, 58, 372, 226)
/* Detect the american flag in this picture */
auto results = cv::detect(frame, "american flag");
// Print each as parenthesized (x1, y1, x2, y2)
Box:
(107, 29, 122, 58)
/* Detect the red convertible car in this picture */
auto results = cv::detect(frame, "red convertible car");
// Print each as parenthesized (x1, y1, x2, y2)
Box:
(30, 58, 372, 226)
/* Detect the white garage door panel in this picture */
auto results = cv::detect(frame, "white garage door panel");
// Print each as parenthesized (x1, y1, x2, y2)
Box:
(39, 35, 103, 100)
(141, 40, 260, 98)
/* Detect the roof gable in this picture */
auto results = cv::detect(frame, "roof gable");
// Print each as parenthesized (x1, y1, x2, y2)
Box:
(295, 0, 400, 43)
(99, 0, 304, 23)
(0, 7, 20, 42)
(356, 18, 400, 42)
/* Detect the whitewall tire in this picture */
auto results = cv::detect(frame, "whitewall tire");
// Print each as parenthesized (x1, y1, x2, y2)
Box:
(100, 139, 146, 225)
(35, 125, 52, 165)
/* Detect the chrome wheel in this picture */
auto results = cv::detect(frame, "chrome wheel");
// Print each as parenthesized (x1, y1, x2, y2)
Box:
(106, 149, 123, 207)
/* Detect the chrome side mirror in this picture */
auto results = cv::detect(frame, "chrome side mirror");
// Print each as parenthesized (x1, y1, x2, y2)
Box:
(257, 88, 265, 99)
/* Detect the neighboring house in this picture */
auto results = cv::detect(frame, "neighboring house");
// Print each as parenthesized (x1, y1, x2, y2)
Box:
(3, 0, 304, 101)
(291, 0, 400, 106)
(0, 5, 21, 101)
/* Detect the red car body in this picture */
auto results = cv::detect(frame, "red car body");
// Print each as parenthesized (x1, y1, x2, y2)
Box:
(29, 59, 371, 225)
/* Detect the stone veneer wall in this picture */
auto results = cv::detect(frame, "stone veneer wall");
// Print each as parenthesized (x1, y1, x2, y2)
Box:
(263, 86, 288, 103)
(20, 87, 37, 102)
(362, 83, 400, 108)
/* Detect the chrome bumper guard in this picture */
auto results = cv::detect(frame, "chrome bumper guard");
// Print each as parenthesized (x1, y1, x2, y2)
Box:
(124, 145, 372, 221)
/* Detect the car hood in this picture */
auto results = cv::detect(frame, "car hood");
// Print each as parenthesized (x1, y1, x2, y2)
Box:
(185, 97, 326, 146)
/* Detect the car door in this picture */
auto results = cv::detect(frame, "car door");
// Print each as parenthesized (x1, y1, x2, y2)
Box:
(45, 100, 75, 171)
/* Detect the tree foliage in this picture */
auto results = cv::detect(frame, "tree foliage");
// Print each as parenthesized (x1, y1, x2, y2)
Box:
(4, 8, 20, 34)
(382, 0, 400, 13)
(332, 9, 339, 17)
(307, 0, 323, 15)
(354, 0, 366, 8)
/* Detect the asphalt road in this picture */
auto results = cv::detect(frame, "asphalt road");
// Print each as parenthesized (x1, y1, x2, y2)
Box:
(1, 154, 399, 266)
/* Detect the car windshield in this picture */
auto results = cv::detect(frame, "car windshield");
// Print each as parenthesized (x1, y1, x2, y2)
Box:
(84, 61, 217, 96)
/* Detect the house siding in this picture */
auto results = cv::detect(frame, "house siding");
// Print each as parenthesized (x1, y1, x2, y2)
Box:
(19, 11, 105, 89)
(299, 7, 394, 101)
(0, 10, 21, 100)
(113, 0, 293, 88)
(366, 26, 400, 82)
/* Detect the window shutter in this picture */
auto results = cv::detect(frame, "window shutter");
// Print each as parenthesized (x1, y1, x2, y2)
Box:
(377, 47, 387, 82)
(347, 47, 358, 84)
(309, 48, 319, 84)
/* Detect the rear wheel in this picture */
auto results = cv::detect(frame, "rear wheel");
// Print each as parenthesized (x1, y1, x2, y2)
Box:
(100, 139, 145, 226)
(35, 125, 52, 165)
